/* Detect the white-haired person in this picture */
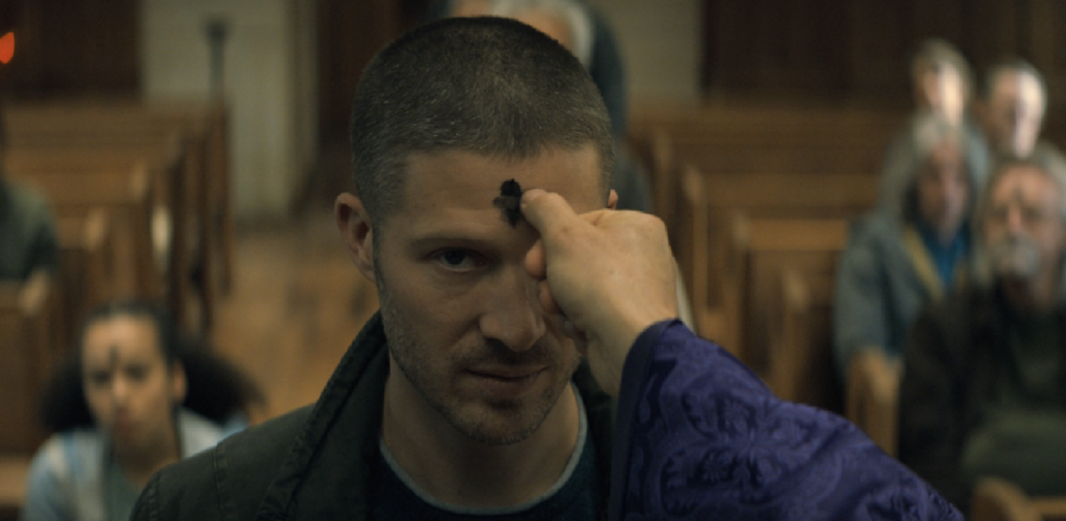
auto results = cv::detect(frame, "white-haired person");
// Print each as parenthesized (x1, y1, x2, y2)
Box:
(900, 153, 1066, 512)
(835, 113, 982, 382)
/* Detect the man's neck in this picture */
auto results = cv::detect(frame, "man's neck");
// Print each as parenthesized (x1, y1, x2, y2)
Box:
(380, 367, 580, 509)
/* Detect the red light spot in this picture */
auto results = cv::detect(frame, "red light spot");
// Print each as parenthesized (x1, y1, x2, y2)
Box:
(0, 32, 14, 64)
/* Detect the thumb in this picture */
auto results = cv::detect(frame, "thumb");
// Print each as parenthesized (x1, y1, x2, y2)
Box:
(520, 189, 586, 245)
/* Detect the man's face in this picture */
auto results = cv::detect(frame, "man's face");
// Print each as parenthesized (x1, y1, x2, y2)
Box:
(369, 146, 605, 445)
(916, 140, 970, 241)
(984, 165, 1066, 284)
(915, 65, 966, 125)
(82, 315, 185, 451)
(984, 71, 1045, 157)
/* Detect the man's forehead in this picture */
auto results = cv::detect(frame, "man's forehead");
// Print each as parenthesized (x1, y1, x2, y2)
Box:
(993, 166, 1059, 203)
(397, 146, 604, 211)
(993, 71, 1044, 107)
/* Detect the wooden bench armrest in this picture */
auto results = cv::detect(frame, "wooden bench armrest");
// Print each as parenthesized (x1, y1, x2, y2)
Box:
(0, 455, 32, 515)
(1031, 498, 1066, 521)
(766, 268, 809, 400)
(972, 477, 1043, 521)
(694, 306, 739, 357)
(845, 349, 901, 456)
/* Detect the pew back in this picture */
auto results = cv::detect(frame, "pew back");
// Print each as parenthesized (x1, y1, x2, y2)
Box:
(738, 218, 848, 412)
(6, 166, 157, 300)
(0, 272, 60, 454)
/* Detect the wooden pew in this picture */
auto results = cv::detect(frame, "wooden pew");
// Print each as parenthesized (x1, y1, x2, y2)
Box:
(0, 456, 30, 521)
(629, 102, 907, 141)
(845, 349, 901, 456)
(5, 100, 231, 330)
(6, 166, 157, 302)
(669, 166, 870, 346)
(736, 218, 848, 412)
(0, 271, 60, 454)
(670, 143, 883, 175)
(671, 166, 742, 351)
(630, 104, 899, 235)
(972, 478, 1066, 521)
(701, 171, 877, 220)
(4, 134, 190, 317)
(651, 106, 898, 174)
(677, 167, 873, 353)
(5, 149, 195, 326)
(55, 209, 115, 348)
(767, 269, 824, 406)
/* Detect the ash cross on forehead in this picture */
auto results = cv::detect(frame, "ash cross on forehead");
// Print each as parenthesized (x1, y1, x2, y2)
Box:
(109, 345, 120, 373)
(493, 179, 524, 227)
(1012, 185, 1026, 203)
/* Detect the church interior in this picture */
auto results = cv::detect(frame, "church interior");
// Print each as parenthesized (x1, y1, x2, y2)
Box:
(2, 0, 1066, 519)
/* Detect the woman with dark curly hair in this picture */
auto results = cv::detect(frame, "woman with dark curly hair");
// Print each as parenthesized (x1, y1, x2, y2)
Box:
(21, 300, 262, 521)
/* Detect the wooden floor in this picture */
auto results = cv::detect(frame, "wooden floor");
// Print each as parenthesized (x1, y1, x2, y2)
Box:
(210, 209, 380, 421)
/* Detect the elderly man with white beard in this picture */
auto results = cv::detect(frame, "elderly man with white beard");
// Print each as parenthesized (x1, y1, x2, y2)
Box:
(900, 154, 1066, 513)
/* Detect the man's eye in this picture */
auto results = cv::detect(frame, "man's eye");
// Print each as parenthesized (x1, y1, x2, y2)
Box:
(88, 371, 111, 388)
(126, 365, 148, 383)
(435, 250, 482, 271)
(1022, 207, 1045, 223)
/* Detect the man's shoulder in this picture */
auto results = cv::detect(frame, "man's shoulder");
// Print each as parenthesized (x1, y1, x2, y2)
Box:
(134, 405, 314, 521)
(840, 212, 908, 268)
(2, 179, 53, 219)
(848, 211, 902, 244)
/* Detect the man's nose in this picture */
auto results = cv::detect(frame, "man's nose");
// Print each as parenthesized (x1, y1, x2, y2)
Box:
(110, 376, 129, 405)
(478, 267, 547, 353)
(1006, 205, 1025, 234)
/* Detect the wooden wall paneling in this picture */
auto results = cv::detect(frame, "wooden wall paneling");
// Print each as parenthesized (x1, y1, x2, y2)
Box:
(846, 1, 909, 93)
(1025, 0, 1066, 118)
(964, 0, 1020, 74)
(910, 0, 966, 48)
(704, 0, 755, 91)
(706, 0, 851, 95)
(317, 0, 401, 147)
(785, 0, 851, 93)
(1, 0, 139, 96)
(0, 272, 58, 454)
(701, 0, 1066, 103)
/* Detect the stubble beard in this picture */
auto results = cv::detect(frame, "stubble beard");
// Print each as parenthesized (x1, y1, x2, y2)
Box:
(377, 283, 581, 446)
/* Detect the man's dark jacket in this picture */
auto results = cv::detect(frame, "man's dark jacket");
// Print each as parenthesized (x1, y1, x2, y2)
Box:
(131, 313, 615, 520)
(898, 284, 1066, 511)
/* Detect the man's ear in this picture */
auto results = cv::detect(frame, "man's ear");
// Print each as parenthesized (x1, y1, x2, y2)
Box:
(607, 189, 619, 210)
(335, 193, 376, 283)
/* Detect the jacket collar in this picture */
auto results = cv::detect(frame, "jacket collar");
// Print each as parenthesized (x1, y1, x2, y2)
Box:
(254, 312, 614, 520)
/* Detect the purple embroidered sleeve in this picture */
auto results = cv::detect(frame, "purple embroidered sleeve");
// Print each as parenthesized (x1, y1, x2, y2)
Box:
(608, 321, 962, 521)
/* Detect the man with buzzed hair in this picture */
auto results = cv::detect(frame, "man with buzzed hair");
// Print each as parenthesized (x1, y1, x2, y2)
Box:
(136, 17, 617, 521)
(134, 17, 962, 521)
(901, 153, 1066, 511)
